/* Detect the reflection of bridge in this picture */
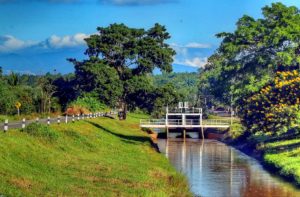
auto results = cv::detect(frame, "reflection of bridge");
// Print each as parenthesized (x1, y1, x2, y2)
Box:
(140, 104, 232, 139)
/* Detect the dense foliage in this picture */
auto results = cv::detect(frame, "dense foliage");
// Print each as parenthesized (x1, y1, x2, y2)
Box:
(240, 69, 300, 135)
(70, 23, 176, 119)
(199, 3, 300, 104)
(153, 72, 199, 103)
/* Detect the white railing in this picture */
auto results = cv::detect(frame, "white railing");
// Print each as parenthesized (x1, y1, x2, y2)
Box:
(140, 119, 166, 126)
(168, 119, 183, 125)
(202, 119, 230, 125)
(140, 119, 230, 126)
(167, 108, 202, 114)
(185, 119, 200, 125)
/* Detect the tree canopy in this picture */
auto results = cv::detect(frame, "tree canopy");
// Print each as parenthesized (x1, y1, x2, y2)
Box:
(200, 2, 300, 104)
(70, 23, 176, 119)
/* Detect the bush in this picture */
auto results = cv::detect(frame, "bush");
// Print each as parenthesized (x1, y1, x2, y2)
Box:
(240, 70, 300, 135)
(68, 95, 108, 114)
(21, 123, 59, 141)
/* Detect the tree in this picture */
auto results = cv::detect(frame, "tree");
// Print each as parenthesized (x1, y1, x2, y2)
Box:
(200, 3, 300, 104)
(70, 23, 176, 119)
(37, 76, 57, 113)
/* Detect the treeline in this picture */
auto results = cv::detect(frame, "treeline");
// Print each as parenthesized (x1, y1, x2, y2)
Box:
(153, 72, 199, 103)
(199, 2, 300, 137)
(0, 69, 76, 115)
(0, 23, 191, 118)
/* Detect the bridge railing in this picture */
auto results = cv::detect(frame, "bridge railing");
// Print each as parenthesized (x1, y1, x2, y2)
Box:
(140, 119, 166, 126)
(167, 108, 202, 114)
(140, 119, 231, 126)
(202, 119, 231, 125)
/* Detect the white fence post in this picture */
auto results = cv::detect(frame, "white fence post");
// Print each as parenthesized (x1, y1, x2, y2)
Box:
(4, 119, 8, 132)
(65, 115, 68, 124)
(47, 117, 50, 126)
(22, 118, 26, 129)
(36, 117, 39, 123)
(57, 116, 61, 125)
(77, 114, 80, 121)
(72, 115, 75, 123)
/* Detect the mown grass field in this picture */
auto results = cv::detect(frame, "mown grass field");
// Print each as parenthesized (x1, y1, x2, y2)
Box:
(0, 113, 191, 197)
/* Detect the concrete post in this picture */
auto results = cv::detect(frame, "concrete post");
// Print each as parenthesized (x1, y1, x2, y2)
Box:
(47, 117, 50, 126)
(4, 119, 8, 132)
(22, 118, 26, 129)
(77, 114, 80, 121)
(57, 116, 61, 125)
(36, 117, 39, 123)
(72, 115, 75, 123)
(65, 115, 68, 124)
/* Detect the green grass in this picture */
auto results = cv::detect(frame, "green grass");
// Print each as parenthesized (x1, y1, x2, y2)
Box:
(0, 113, 191, 197)
(262, 138, 300, 185)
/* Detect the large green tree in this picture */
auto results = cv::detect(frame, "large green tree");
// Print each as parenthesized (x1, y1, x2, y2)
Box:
(200, 2, 300, 104)
(70, 23, 176, 119)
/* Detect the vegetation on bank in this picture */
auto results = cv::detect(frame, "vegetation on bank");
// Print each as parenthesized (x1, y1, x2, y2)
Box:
(0, 114, 191, 196)
(262, 138, 300, 185)
(197, 2, 300, 186)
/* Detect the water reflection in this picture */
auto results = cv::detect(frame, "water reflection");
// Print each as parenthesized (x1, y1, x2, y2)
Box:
(157, 139, 300, 197)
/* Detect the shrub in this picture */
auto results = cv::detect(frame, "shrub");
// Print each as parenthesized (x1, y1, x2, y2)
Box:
(21, 123, 59, 141)
(240, 70, 300, 135)
(67, 96, 108, 114)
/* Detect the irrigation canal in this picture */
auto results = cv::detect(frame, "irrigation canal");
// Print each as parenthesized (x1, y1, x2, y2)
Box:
(157, 137, 300, 197)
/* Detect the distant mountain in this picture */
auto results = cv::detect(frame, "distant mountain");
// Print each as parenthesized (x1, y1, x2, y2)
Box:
(0, 47, 201, 74)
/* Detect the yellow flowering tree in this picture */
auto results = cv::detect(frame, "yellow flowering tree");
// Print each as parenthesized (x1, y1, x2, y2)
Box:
(240, 70, 300, 135)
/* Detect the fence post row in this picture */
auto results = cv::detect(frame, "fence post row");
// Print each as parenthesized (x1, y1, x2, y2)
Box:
(2, 110, 115, 132)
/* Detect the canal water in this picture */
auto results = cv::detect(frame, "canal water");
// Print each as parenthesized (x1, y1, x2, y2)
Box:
(157, 138, 300, 197)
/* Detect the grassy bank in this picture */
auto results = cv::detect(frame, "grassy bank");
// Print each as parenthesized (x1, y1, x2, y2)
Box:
(224, 121, 300, 186)
(262, 139, 300, 185)
(0, 113, 191, 197)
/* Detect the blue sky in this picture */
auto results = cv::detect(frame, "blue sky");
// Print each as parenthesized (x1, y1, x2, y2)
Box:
(0, 0, 300, 74)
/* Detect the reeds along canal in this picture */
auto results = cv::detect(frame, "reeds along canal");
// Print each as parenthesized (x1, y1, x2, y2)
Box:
(156, 136, 300, 197)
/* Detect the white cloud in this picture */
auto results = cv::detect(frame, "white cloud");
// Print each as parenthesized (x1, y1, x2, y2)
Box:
(175, 57, 208, 68)
(170, 42, 211, 49)
(47, 33, 89, 48)
(0, 33, 89, 53)
(0, 35, 37, 52)
(185, 42, 211, 49)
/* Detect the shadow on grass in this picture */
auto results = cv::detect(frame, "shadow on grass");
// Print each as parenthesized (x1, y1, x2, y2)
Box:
(265, 142, 300, 154)
(86, 121, 150, 144)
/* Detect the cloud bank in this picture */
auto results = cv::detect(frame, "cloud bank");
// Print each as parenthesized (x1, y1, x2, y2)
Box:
(0, 33, 89, 53)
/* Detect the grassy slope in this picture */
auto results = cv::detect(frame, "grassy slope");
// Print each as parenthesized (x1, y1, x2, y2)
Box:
(262, 139, 300, 185)
(0, 113, 191, 197)
(223, 120, 300, 185)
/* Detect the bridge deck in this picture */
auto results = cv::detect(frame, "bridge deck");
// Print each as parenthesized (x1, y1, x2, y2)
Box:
(140, 119, 231, 129)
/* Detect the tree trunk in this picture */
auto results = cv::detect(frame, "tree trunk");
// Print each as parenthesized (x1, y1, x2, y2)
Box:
(118, 100, 127, 120)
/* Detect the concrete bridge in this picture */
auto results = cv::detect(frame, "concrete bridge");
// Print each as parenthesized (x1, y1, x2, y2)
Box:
(140, 103, 232, 139)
